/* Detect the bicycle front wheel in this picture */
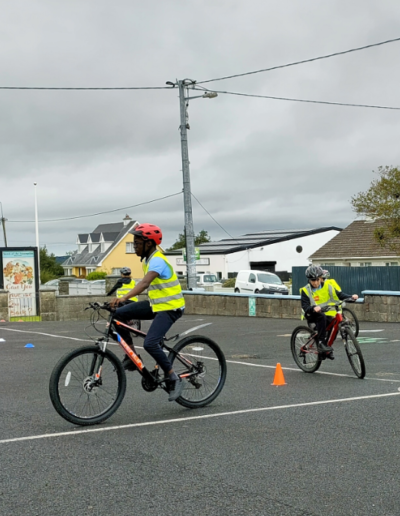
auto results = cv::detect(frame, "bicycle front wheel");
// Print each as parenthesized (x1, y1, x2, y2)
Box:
(49, 346, 127, 426)
(291, 326, 321, 373)
(344, 328, 366, 379)
(342, 307, 359, 337)
(168, 335, 227, 408)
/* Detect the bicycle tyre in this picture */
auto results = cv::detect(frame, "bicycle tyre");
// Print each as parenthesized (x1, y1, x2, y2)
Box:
(344, 328, 366, 379)
(291, 326, 322, 373)
(49, 346, 127, 426)
(168, 335, 227, 408)
(342, 307, 359, 337)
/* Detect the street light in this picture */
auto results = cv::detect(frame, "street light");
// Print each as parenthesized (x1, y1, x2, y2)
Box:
(168, 79, 218, 290)
(0, 202, 7, 247)
(34, 182, 41, 284)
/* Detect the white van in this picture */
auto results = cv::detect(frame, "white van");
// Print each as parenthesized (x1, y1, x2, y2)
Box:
(196, 273, 221, 287)
(234, 270, 289, 295)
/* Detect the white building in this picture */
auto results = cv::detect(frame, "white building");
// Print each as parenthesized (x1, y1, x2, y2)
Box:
(165, 227, 341, 280)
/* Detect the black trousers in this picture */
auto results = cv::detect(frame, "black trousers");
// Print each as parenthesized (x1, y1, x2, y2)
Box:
(114, 300, 183, 373)
(305, 311, 333, 343)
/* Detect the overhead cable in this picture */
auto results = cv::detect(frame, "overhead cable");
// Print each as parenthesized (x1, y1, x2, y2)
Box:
(0, 85, 172, 91)
(8, 191, 182, 223)
(197, 37, 400, 84)
(193, 87, 400, 110)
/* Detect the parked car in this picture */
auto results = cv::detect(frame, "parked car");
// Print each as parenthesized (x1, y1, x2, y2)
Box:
(196, 273, 221, 287)
(234, 270, 289, 295)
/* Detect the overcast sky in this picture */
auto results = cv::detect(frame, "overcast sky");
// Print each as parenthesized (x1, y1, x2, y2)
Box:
(1, 0, 399, 255)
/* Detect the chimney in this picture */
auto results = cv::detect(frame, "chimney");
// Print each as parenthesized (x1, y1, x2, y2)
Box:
(123, 214, 132, 226)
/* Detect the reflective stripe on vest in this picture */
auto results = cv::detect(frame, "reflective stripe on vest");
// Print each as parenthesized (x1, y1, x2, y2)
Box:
(300, 282, 339, 318)
(143, 251, 185, 312)
(117, 279, 138, 302)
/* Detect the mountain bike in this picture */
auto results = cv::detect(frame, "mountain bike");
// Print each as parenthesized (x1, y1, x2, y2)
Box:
(49, 302, 227, 426)
(291, 299, 365, 379)
(307, 304, 359, 337)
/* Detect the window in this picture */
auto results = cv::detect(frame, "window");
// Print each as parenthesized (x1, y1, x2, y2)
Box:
(386, 262, 399, 266)
(249, 273, 256, 283)
(126, 242, 135, 254)
(216, 272, 222, 280)
(360, 262, 372, 267)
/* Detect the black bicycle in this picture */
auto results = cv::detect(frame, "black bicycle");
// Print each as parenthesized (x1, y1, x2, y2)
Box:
(49, 303, 227, 426)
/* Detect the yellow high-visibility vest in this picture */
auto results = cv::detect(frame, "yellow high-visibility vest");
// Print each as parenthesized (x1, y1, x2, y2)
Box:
(117, 279, 138, 302)
(143, 251, 185, 312)
(300, 281, 340, 318)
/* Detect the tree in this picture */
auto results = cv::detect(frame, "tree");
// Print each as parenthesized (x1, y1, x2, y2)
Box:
(351, 166, 400, 250)
(167, 229, 211, 251)
(40, 246, 64, 283)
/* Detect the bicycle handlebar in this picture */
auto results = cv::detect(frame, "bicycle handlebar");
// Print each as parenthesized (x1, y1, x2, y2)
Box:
(319, 298, 355, 312)
(85, 302, 115, 312)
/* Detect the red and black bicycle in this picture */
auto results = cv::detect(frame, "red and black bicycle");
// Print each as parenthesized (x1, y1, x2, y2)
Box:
(49, 303, 227, 426)
(291, 299, 366, 379)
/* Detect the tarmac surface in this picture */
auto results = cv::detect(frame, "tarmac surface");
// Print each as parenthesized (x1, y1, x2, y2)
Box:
(1, 314, 400, 516)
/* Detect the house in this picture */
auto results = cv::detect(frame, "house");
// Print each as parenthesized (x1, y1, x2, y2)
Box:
(164, 226, 341, 280)
(309, 219, 400, 267)
(62, 215, 144, 278)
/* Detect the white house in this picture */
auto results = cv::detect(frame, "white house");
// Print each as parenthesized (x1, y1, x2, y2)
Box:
(165, 227, 341, 280)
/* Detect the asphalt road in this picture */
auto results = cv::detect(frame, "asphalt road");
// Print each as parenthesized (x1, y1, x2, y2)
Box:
(1, 315, 400, 516)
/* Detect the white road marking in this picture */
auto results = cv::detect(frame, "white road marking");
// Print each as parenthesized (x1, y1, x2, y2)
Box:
(1, 392, 399, 445)
(359, 330, 384, 333)
(2, 328, 399, 382)
(0, 327, 92, 342)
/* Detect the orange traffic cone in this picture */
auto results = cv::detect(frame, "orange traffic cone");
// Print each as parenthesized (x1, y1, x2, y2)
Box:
(271, 363, 286, 386)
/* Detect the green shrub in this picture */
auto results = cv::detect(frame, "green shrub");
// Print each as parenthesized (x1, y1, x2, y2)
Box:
(87, 271, 107, 281)
(222, 278, 236, 288)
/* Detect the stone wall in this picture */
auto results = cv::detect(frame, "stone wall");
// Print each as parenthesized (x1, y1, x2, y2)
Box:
(182, 291, 400, 322)
(2, 289, 400, 322)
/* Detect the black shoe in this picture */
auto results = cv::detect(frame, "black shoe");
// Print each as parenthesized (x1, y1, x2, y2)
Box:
(317, 341, 331, 353)
(168, 379, 184, 401)
(326, 352, 335, 360)
(122, 355, 138, 372)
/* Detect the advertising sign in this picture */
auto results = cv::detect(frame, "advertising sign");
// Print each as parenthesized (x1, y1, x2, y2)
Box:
(1, 248, 39, 318)
(249, 297, 256, 317)
(182, 247, 201, 261)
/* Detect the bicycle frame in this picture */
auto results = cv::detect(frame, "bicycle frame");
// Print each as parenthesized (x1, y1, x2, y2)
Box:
(93, 306, 212, 388)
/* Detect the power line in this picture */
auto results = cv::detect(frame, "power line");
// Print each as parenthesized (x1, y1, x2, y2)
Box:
(197, 36, 400, 84)
(191, 193, 236, 240)
(0, 85, 173, 91)
(194, 87, 400, 110)
(8, 191, 182, 223)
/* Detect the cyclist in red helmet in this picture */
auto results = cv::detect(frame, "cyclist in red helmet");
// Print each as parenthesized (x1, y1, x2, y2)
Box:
(110, 223, 186, 401)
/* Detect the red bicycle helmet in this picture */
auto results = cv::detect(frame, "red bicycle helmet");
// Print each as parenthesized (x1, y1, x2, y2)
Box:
(130, 223, 162, 245)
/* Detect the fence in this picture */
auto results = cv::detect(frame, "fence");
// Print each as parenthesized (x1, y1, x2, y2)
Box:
(68, 283, 106, 296)
(292, 266, 400, 298)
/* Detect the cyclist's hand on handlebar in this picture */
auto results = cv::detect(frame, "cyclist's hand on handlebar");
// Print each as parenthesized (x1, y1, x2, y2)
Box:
(313, 306, 322, 313)
(352, 294, 358, 301)
(109, 297, 122, 309)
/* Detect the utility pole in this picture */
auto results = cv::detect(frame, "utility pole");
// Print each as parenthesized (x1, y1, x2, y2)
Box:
(177, 79, 197, 290)
(0, 202, 7, 247)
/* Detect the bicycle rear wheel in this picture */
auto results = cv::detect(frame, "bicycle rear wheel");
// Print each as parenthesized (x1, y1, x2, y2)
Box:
(168, 335, 227, 408)
(291, 326, 321, 373)
(342, 307, 359, 337)
(344, 328, 366, 379)
(49, 346, 126, 426)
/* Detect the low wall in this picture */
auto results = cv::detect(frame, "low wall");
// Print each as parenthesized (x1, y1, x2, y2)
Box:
(182, 291, 400, 323)
(1, 289, 400, 323)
